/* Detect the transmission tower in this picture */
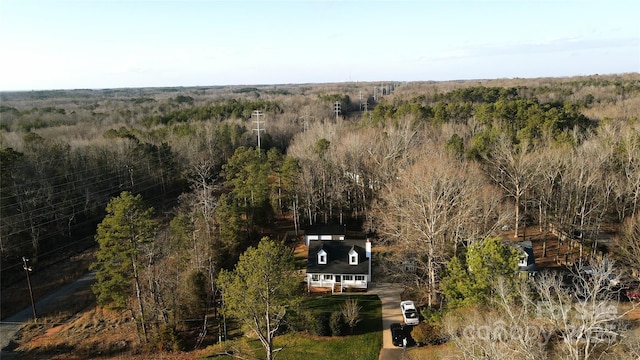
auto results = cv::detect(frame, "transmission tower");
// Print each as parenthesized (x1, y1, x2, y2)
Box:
(252, 110, 265, 149)
(334, 101, 341, 121)
(301, 111, 314, 132)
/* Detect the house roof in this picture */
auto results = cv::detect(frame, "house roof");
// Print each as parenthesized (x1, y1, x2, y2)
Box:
(305, 224, 346, 236)
(307, 239, 369, 275)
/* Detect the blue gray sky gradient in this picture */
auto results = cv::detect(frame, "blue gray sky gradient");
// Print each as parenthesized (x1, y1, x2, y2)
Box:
(0, 0, 638, 90)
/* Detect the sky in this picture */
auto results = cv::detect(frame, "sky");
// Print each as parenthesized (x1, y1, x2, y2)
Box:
(0, 0, 638, 91)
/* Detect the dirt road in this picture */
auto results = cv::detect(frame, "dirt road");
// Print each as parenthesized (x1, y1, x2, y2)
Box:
(0, 271, 96, 353)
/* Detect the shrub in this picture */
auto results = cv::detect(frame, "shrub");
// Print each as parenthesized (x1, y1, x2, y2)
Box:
(310, 312, 331, 336)
(411, 322, 446, 345)
(329, 312, 344, 336)
(156, 324, 183, 351)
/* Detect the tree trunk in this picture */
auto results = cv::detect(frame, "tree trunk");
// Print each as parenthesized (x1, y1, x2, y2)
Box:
(132, 255, 147, 342)
(265, 303, 273, 360)
(427, 240, 435, 307)
(514, 193, 520, 238)
(293, 197, 299, 235)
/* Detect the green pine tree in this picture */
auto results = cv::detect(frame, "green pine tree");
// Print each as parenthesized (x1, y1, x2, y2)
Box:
(218, 238, 300, 360)
(90, 192, 156, 340)
(442, 237, 520, 307)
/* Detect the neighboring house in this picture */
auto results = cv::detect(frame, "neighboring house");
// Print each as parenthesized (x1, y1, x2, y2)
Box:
(305, 225, 371, 293)
(511, 240, 537, 273)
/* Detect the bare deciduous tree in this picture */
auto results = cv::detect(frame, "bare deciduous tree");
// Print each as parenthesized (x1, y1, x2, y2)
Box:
(534, 258, 637, 360)
(375, 149, 501, 305)
(616, 212, 640, 278)
(484, 136, 540, 238)
(445, 258, 638, 360)
(340, 298, 362, 334)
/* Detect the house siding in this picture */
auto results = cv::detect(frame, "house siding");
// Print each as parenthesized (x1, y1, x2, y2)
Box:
(306, 273, 368, 291)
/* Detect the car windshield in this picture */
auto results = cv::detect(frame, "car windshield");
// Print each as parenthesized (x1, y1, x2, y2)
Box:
(405, 309, 418, 318)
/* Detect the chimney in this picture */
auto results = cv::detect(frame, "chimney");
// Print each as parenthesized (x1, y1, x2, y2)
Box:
(366, 238, 372, 282)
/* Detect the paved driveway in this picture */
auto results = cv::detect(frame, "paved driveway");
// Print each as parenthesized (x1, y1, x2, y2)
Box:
(368, 283, 410, 360)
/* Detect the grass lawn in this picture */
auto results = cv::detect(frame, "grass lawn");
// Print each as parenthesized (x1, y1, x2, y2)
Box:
(406, 342, 459, 359)
(205, 294, 382, 360)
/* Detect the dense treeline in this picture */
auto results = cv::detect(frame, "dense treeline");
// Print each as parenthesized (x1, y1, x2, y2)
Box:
(2, 74, 640, 351)
(369, 86, 593, 149)
(140, 99, 282, 126)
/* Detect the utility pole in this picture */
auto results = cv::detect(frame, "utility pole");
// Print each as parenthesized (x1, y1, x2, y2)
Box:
(359, 91, 362, 111)
(22, 257, 37, 319)
(333, 101, 341, 121)
(252, 110, 265, 149)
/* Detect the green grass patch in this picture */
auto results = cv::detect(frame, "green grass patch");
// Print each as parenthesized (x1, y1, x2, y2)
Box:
(205, 294, 382, 360)
(274, 330, 381, 360)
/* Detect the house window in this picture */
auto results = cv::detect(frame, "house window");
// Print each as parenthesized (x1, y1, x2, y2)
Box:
(403, 260, 417, 272)
(355, 275, 365, 281)
(519, 255, 528, 267)
(348, 249, 358, 265)
(311, 274, 320, 281)
(343, 275, 353, 281)
(324, 274, 333, 280)
(318, 249, 327, 265)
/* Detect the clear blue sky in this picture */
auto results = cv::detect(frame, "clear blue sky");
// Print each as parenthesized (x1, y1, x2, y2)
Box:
(0, 0, 638, 90)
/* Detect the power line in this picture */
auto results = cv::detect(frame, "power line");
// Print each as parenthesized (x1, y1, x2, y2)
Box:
(1, 164, 180, 262)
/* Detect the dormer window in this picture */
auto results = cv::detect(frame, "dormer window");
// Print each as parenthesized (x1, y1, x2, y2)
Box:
(318, 249, 327, 265)
(348, 248, 358, 265)
(519, 254, 528, 267)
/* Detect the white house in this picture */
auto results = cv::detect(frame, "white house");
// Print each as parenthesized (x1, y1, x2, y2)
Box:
(305, 225, 371, 293)
(511, 240, 537, 273)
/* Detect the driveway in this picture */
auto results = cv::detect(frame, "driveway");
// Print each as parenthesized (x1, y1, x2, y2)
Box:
(368, 283, 409, 360)
(0, 271, 96, 353)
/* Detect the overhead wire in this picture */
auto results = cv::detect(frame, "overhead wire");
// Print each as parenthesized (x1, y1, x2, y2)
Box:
(1, 175, 175, 258)
(1, 151, 184, 272)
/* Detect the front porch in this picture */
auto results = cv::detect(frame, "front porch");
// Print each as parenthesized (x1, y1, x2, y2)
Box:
(307, 273, 368, 294)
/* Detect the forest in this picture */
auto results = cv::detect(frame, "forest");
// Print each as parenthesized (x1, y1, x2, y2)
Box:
(1, 74, 640, 358)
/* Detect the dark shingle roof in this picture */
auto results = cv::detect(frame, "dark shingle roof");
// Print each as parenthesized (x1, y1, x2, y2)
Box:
(305, 224, 346, 236)
(307, 239, 369, 275)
